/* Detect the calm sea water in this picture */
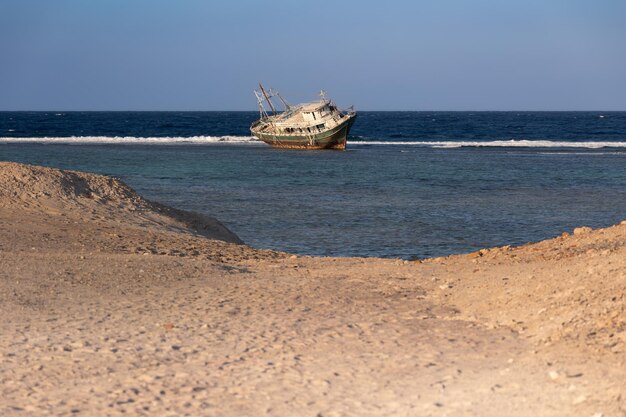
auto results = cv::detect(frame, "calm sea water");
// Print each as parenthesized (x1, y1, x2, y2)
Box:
(1, 111, 625, 259)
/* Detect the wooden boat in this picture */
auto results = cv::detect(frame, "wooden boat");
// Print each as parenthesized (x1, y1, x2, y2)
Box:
(250, 84, 356, 150)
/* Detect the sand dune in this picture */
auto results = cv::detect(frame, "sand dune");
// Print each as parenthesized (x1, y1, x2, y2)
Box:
(1, 162, 624, 416)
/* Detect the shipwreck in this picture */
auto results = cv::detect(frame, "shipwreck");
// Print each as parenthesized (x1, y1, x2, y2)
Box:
(250, 84, 356, 150)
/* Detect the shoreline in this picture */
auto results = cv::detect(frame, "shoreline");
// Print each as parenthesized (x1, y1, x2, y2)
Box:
(1, 162, 624, 416)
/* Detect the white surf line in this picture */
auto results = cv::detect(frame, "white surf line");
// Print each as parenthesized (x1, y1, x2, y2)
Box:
(0, 136, 263, 144)
(352, 140, 626, 148)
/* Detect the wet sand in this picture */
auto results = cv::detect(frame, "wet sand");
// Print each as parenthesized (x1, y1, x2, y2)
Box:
(1, 162, 624, 416)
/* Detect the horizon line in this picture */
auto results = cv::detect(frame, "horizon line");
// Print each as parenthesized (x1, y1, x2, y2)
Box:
(1, 109, 625, 113)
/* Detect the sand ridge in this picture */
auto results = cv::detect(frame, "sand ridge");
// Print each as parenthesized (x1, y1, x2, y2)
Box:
(0, 162, 624, 416)
(0, 161, 244, 245)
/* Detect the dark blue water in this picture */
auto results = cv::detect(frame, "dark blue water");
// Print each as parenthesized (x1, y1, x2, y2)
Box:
(2, 111, 626, 142)
(1, 111, 625, 259)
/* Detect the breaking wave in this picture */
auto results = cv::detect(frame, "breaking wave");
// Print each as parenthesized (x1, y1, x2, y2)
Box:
(351, 139, 626, 148)
(2, 137, 626, 149)
(0, 136, 261, 145)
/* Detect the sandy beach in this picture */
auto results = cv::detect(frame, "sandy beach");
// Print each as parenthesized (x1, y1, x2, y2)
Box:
(0, 161, 624, 416)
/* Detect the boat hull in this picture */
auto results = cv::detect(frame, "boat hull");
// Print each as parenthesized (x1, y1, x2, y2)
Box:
(251, 114, 356, 150)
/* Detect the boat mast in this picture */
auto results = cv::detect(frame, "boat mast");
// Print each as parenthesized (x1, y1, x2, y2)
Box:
(258, 83, 277, 114)
(254, 90, 268, 119)
(272, 90, 291, 110)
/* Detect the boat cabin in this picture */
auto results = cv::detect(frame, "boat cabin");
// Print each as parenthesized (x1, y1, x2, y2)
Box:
(301, 102, 334, 122)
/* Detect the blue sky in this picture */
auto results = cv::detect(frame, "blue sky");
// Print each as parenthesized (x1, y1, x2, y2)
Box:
(1, 0, 625, 110)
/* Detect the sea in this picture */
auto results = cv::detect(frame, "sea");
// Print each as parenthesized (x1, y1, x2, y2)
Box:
(1, 111, 625, 259)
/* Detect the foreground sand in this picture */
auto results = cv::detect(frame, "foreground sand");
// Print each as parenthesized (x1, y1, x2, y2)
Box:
(1, 162, 624, 417)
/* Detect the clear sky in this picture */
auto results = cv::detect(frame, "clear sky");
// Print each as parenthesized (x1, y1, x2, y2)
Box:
(1, 0, 625, 110)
